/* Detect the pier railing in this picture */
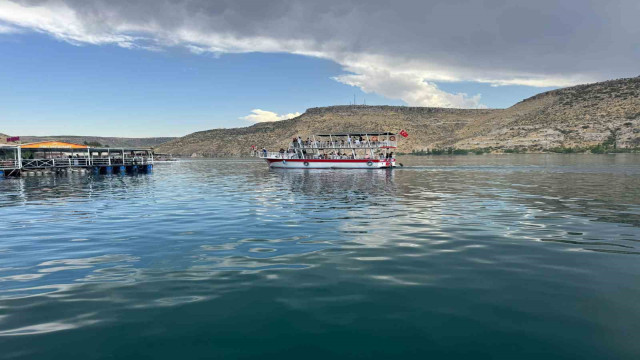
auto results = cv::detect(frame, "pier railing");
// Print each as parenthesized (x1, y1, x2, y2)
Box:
(90, 157, 153, 166)
(22, 158, 90, 169)
(22, 159, 54, 169)
(0, 160, 20, 170)
(18, 157, 153, 169)
(90, 158, 111, 166)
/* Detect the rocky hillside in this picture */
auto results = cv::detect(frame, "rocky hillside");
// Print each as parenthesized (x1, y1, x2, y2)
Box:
(453, 77, 640, 150)
(156, 76, 640, 156)
(1, 135, 174, 148)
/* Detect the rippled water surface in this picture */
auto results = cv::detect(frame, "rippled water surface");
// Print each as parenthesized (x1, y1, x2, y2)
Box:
(2, 155, 640, 359)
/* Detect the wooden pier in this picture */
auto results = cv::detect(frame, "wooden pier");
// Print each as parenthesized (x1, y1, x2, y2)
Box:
(1, 141, 154, 178)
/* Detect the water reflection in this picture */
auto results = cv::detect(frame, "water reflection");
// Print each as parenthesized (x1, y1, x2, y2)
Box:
(1, 156, 640, 355)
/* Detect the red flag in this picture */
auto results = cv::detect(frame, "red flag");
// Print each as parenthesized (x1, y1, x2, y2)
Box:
(399, 130, 408, 138)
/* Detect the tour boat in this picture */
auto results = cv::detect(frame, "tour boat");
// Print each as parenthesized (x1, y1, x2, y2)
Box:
(259, 132, 403, 169)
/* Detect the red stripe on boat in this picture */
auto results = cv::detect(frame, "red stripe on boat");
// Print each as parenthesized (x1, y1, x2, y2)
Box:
(266, 159, 382, 163)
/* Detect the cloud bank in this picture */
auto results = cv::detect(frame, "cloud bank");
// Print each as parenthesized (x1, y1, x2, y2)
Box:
(1, 0, 638, 108)
(0, 22, 21, 34)
(241, 109, 301, 123)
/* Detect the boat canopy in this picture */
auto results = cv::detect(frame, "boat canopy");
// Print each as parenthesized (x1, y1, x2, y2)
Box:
(313, 132, 397, 137)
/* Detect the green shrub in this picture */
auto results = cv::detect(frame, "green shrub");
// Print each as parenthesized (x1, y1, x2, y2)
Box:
(548, 147, 578, 153)
(503, 148, 527, 154)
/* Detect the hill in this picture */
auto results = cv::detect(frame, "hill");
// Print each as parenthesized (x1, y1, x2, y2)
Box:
(1, 135, 175, 148)
(156, 76, 640, 156)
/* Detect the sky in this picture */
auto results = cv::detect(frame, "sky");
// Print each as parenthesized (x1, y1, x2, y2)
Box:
(0, 0, 638, 137)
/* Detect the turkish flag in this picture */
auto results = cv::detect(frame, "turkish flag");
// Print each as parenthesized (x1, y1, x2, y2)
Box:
(399, 130, 409, 138)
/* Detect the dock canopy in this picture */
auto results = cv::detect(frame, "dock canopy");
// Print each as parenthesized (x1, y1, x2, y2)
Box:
(20, 141, 88, 149)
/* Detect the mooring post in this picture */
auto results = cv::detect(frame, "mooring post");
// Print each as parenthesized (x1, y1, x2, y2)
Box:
(146, 164, 153, 173)
(119, 165, 126, 174)
(105, 166, 113, 174)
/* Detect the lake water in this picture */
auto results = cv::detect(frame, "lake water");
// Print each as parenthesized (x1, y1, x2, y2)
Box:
(1, 155, 640, 359)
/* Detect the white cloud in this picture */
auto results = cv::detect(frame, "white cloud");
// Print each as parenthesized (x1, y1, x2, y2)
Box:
(0, 0, 636, 108)
(334, 67, 485, 108)
(0, 23, 21, 34)
(241, 109, 301, 123)
(0, 1, 137, 47)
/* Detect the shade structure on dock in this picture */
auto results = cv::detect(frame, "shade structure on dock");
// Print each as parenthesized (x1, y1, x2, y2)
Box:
(20, 141, 88, 149)
(2, 141, 154, 175)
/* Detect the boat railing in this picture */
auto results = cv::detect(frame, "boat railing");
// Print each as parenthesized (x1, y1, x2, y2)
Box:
(260, 152, 393, 161)
(290, 140, 397, 149)
(259, 152, 300, 159)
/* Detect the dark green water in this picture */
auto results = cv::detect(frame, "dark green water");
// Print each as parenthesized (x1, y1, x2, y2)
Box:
(1, 155, 640, 359)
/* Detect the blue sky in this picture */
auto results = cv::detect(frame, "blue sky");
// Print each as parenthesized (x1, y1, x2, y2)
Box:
(0, 32, 553, 137)
(1, 0, 636, 138)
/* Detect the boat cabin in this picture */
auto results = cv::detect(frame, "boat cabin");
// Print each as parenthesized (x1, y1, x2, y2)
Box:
(259, 132, 399, 169)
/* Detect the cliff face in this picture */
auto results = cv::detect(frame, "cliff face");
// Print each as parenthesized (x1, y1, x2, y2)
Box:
(156, 76, 640, 156)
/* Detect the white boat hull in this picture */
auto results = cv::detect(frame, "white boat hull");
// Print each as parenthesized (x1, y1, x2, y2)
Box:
(265, 158, 395, 169)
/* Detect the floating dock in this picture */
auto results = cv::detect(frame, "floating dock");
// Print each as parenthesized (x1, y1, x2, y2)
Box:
(0, 141, 153, 178)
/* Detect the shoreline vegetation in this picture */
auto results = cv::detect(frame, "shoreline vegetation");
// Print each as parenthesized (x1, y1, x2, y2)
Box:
(398, 132, 640, 155)
(398, 143, 640, 156)
(397, 148, 640, 156)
